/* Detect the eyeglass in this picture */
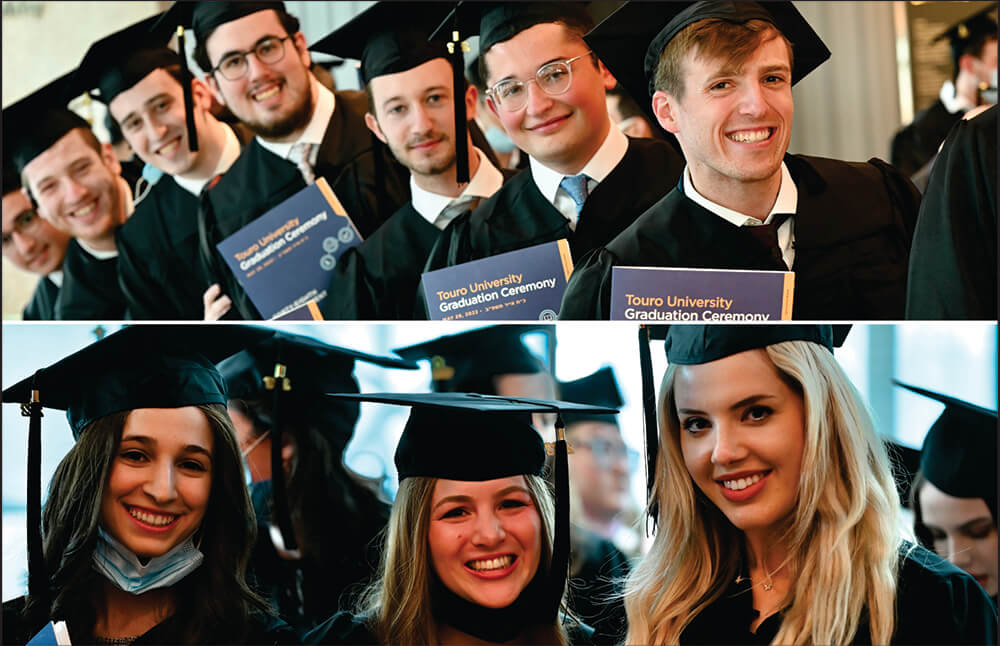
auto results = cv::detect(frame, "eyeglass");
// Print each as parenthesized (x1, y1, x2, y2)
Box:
(2, 209, 41, 247)
(574, 438, 639, 471)
(211, 35, 293, 81)
(488, 51, 594, 112)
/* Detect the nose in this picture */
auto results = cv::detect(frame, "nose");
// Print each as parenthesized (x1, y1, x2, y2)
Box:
(245, 51, 271, 81)
(471, 511, 506, 547)
(12, 230, 36, 256)
(947, 535, 973, 569)
(63, 177, 88, 204)
(710, 425, 748, 466)
(738, 82, 768, 119)
(411, 104, 434, 135)
(142, 460, 179, 503)
(146, 114, 169, 142)
(524, 79, 554, 116)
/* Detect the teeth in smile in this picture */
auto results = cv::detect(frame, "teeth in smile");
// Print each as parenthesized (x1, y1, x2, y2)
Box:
(468, 555, 514, 571)
(253, 86, 280, 101)
(727, 128, 771, 143)
(723, 473, 764, 490)
(72, 203, 97, 218)
(128, 507, 176, 526)
(158, 140, 180, 156)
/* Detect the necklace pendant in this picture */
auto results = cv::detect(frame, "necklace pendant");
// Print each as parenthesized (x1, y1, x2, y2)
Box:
(762, 582, 773, 591)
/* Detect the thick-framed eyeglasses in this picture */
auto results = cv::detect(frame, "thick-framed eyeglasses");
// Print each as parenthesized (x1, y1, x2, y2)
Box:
(2, 208, 42, 247)
(211, 35, 293, 81)
(488, 51, 594, 112)
(574, 438, 639, 471)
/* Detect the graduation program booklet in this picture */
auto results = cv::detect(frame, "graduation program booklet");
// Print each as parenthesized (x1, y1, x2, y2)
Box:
(610, 266, 794, 321)
(27, 621, 71, 645)
(422, 239, 573, 320)
(216, 177, 361, 319)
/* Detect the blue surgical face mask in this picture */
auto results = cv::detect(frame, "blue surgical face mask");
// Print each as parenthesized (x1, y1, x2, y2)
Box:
(484, 125, 517, 154)
(92, 526, 204, 594)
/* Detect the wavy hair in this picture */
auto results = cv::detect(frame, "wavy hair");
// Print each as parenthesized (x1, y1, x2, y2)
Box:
(358, 474, 568, 645)
(625, 341, 902, 644)
(27, 404, 270, 644)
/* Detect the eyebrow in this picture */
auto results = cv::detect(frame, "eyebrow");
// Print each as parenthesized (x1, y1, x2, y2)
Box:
(119, 93, 173, 124)
(432, 485, 531, 511)
(120, 435, 213, 461)
(496, 57, 568, 84)
(707, 62, 791, 81)
(678, 393, 777, 416)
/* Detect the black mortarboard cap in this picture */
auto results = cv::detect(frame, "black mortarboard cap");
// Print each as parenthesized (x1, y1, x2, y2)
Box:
(312, 2, 471, 181)
(394, 325, 551, 393)
(637, 324, 848, 531)
(432, 2, 593, 58)
(73, 13, 200, 152)
(3, 152, 21, 195)
(216, 330, 416, 551)
(4, 71, 91, 174)
(933, 4, 998, 71)
(894, 380, 997, 516)
(327, 390, 619, 622)
(1, 324, 275, 613)
(558, 366, 623, 426)
(155, 1, 286, 46)
(585, 1, 831, 130)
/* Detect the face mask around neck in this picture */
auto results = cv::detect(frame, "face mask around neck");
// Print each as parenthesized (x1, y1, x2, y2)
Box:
(92, 526, 204, 594)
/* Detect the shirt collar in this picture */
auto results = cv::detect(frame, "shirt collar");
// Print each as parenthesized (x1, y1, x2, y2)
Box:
(529, 125, 628, 204)
(410, 148, 504, 228)
(682, 161, 797, 227)
(939, 80, 975, 114)
(255, 78, 336, 160)
(173, 124, 242, 196)
(47, 270, 63, 288)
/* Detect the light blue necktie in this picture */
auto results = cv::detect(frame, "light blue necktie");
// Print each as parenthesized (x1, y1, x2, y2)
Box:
(559, 174, 590, 216)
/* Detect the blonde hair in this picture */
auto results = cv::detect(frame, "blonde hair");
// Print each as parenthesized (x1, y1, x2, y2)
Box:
(625, 341, 902, 644)
(359, 474, 569, 645)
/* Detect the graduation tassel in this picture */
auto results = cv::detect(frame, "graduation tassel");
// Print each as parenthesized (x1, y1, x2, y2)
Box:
(177, 26, 199, 152)
(265, 343, 297, 553)
(447, 7, 470, 184)
(548, 412, 570, 619)
(24, 375, 50, 613)
(638, 325, 659, 534)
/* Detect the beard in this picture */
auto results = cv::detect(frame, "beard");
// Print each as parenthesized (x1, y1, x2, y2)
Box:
(243, 83, 315, 140)
(394, 134, 457, 178)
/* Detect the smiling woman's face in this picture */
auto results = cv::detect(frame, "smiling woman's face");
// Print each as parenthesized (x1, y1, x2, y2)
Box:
(100, 407, 214, 558)
(674, 348, 805, 538)
(427, 475, 542, 608)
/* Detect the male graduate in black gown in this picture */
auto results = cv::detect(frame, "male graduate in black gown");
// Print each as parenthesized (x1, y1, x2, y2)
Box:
(7, 73, 132, 320)
(422, 3, 685, 273)
(311, 2, 512, 321)
(73, 14, 253, 320)
(1, 160, 71, 319)
(157, 1, 410, 320)
(560, 1, 921, 320)
(891, 6, 997, 180)
(906, 105, 997, 319)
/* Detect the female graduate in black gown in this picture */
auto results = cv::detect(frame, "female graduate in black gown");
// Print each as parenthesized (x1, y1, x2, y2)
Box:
(626, 325, 997, 645)
(1, 326, 294, 645)
(305, 392, 618, 645)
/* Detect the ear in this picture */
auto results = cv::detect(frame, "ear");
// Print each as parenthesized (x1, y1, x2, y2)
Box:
(364, 112, 387, 144)
(99, 142, 122, 176)
(205, 74, 226, 106)
(465, 84, 478, 122)
(190, 77, 215, 111)
(293, 31, 311, 68)
(652, 89, 681, 134)
(597, 59, 617, 91)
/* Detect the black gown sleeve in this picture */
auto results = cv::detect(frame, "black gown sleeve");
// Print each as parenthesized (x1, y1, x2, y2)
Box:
(559, 247, 618, 320)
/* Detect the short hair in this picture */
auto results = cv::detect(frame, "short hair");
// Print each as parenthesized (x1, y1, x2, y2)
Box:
(21, 127, 103, 197)
(653, 18, 794, 102)
(478, 16, 597, 90)
(193, 8, 301, 74)
(608, 84, 646, 122)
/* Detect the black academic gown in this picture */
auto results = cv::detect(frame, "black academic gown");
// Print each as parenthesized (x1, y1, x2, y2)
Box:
(678, 544, 997, 645)
(559, 154, 920, 320)
(321, 168, 520, 321)
(246, 480, 389, 638)
(198, 90, 410, 320)
(568, 527, 631, 646)
(1, 595, 297, 645)
(891, 99, 964, 179)
(423, 137, 685, 270)
(21, 275, 59, 320)
(906, 105, 997, 320)
(55, 239, 128, 320)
